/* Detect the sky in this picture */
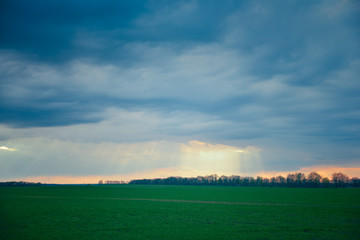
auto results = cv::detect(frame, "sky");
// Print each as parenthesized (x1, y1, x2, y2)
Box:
(1, 0, 360, 183)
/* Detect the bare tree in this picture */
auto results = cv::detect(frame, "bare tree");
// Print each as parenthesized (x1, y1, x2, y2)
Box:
(276, 176, 286, 186)
(295, 172, 306, 186)
(307, 172, 322, 187)
(287, 173, 296, 186)
(332, 172, 349, 187)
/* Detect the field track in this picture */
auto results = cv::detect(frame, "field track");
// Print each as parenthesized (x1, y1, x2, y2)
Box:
(3, 195, 360, 208)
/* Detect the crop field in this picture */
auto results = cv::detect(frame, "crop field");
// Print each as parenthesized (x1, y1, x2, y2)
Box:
(1, 185, 360, 240)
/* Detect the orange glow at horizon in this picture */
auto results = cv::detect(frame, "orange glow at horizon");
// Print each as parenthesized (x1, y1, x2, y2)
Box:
(7, 165, 360, 184)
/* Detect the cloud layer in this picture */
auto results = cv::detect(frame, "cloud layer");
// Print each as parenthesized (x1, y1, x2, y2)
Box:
(1, 0, 359, 182)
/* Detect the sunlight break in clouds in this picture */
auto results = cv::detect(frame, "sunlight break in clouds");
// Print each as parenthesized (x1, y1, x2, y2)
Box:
(180, 141, 262, 175)
(0, 138, 263, 183)
(0, 146, 16, 151)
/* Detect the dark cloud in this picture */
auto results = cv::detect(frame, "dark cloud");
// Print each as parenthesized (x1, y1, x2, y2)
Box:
(0, 0, 359, 175)
(0, 0, 148, 62)
(0, 0, 243, 63)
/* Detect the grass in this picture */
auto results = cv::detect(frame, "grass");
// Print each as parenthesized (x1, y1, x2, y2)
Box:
(1, 185, 359, 239)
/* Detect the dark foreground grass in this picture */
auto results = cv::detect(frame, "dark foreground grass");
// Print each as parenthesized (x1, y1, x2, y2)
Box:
(1, 185, 359, 239)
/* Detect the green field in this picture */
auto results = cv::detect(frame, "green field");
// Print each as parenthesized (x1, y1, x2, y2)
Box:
(1, 185, 359, 239)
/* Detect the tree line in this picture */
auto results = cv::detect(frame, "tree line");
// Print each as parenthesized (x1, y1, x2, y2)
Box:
(128, 172, 360, 188)
(0, 181, 42, 186)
